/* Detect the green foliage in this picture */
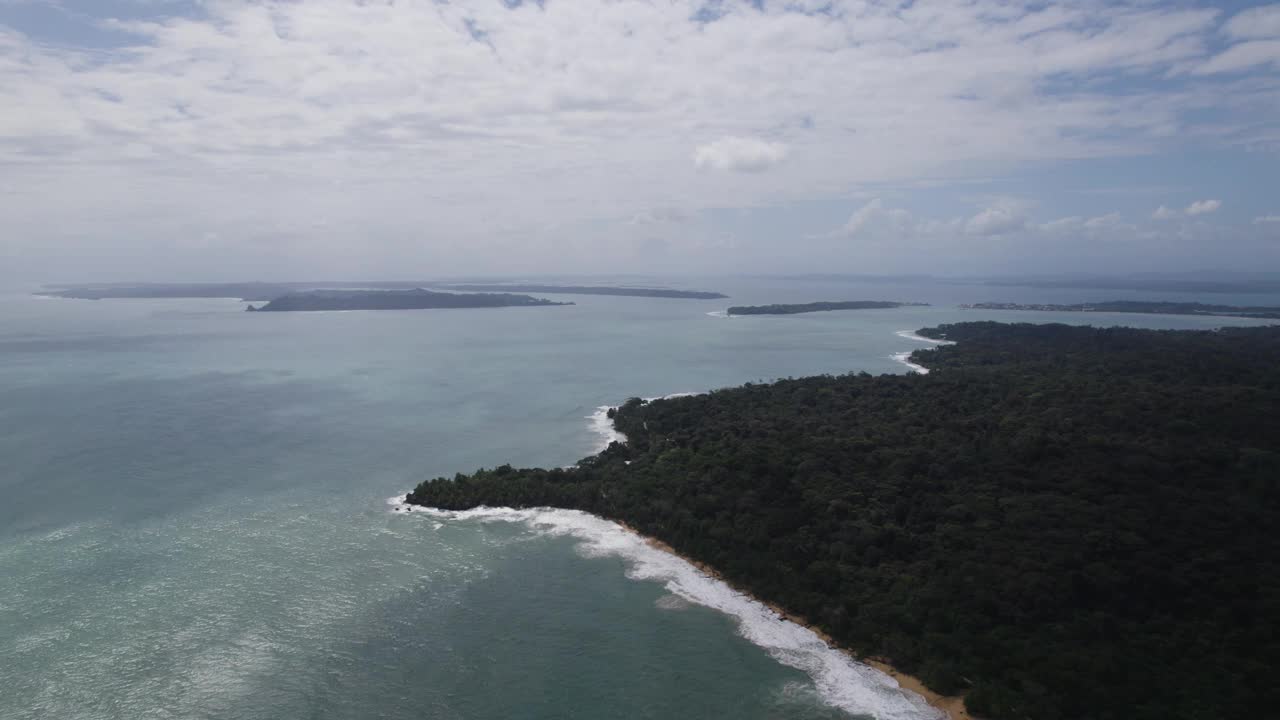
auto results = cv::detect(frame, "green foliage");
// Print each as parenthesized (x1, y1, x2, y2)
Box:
(407, 322, 1280, 720)
(726, 300, 923, 315)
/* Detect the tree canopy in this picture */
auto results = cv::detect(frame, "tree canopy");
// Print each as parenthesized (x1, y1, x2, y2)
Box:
(408, 322, 1280, 720)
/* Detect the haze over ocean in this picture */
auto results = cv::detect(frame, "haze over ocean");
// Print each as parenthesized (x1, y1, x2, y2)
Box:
(1, 276, 1274, 720)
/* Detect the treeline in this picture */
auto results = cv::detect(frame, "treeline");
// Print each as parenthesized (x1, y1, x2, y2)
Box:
(442, 284, 728, 299)
(964, 300, 1280, 320)
(248, 289, 570, 312)
(727, 300, 925, 315)
(407, 322, 1280, 720)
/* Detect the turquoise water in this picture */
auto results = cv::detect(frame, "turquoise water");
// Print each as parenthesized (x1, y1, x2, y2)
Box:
(2, 278, 1275, 720)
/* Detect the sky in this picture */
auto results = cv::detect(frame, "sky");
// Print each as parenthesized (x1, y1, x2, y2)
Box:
(1, 0, 1278, 282)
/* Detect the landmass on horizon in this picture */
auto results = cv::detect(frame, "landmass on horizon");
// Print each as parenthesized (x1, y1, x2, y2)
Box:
(404, 322, 1280, 720)
(965, 300, 1280, 320)
(438, 284, 728, 299)
(245, 289, 570, 312)
(726, 301, 927, 316)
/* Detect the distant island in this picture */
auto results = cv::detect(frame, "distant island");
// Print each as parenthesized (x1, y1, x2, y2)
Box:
(966, 300, 1280, 320)
(726, 300, 927, 316)
(406, 322, 1280, 720)
(440, 284, 728, 299)
(979, 274, 1280, 295)
(246, 289, 570, 312)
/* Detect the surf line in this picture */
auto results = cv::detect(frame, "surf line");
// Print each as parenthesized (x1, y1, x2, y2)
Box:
(891, 329, 954, 374)
(387, 496, 948, 720)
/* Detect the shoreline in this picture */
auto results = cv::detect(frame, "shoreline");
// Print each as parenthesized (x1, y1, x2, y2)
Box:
(615, 521, 972, 720)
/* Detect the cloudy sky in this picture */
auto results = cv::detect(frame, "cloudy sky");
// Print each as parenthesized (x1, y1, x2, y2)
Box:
(2, 0, 1278, 281)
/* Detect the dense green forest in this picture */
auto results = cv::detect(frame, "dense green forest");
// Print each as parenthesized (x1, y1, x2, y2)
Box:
(246, 288, 569, 312)
(441, 284, 728, 299)
(407, 322, 1280, 720)
(727, 300, 926, 315)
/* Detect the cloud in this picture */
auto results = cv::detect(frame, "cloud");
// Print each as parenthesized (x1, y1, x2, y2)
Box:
(1154, 200, 1222, 218)
(1185, 199, 1222, 215)
(966, 205, 1026, 236)
(1222, 4, 1280, 41)
(0, 0, 1274, 279)
(1195, 40, 1280, 75)
(693, 136, 788, 173)
(1255, 215, 1280, 224)
(838, 198, 883, 236)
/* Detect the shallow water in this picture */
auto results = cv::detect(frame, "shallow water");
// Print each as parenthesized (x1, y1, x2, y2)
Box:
(2, 277, 1274, 719)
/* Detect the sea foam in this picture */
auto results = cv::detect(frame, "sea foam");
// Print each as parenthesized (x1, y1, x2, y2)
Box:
(586, 392, 701, 453)
(389, 496, 944, 720)
(894, 329, 955, 346)
(890, 351, 931, 375)
(891, 329, 955, 374)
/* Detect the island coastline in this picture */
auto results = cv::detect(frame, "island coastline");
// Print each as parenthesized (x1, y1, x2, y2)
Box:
(727, 300, 928, 316)
(402, 322, 1280, 719)
(613, 520, 969, 720)
(391, 493, 959, 720)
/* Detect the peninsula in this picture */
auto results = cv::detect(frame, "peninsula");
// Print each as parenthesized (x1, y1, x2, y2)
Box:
(246, 289, 570, 312)
(726, 300, 927, 316)
(440, 284, 728, 299)
(405, 322, 1280, 720)
(965, 300, 1280, 320)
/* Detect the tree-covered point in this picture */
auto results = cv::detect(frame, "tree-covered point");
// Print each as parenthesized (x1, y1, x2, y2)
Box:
(440, 284, 728, 299)
(407, 322, 1280, 720)
(726, 300, 928, 315)
(246, 288, 571, 312)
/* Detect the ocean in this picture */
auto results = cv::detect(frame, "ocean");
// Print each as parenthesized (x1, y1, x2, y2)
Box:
(2, 276, 1275, 720)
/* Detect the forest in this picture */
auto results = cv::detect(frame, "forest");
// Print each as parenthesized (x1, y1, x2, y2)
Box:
(407, 321, 1280, 720)
(965, 300, 1280, 320)
(246, 288, 569, 312)
(727, 300, 925, 315)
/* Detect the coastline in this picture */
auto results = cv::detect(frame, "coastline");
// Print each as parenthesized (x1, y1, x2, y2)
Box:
(616, 521, 972, 720)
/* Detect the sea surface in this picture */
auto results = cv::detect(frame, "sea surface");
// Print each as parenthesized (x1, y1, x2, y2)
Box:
(2, 276, 1276, 720)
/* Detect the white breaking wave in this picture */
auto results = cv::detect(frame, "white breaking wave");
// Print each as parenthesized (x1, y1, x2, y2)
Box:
(892, 329, 955, 374)
(586, 392, 702, 454)
(587, 405, 628, 452)
(890, 352, 930, 375)
(388, 496, 943, 720)
(894, 329, 954, 345)
(706, 310, 729, 318)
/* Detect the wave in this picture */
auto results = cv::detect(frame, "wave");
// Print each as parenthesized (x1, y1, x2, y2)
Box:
(586, 392, 701, 453)
(388, 496, 943, 720)
(705, 310, 729, 318)
(587, 405, 628, 452)
(894, 330, 954, 345)
(890, 351, 930, 375)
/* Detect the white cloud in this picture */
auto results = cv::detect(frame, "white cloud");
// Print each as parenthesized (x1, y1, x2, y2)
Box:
(1223, 4, 1280, 41)
(1186, 199, 1222, 215)
(1195, 40, 1280, 75)
(966, 205, 1026, 236)
(0, 0, 1272, 278)
(693, 136, 788, 173)
(838, 198, 883, 237)
(1154, 200, 1223, 218)
(1255, 215, 1280, 224)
